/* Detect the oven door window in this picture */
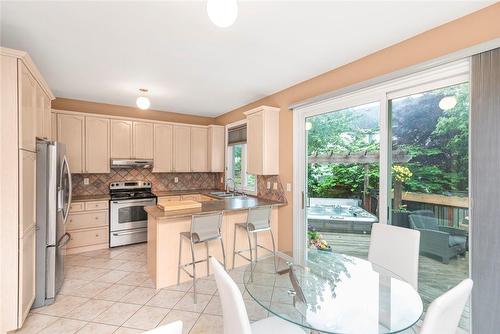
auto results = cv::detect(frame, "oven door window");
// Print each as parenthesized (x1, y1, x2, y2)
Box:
(118, 205, 147, 224)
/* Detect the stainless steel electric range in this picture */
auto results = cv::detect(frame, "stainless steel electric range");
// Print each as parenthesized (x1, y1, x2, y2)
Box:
(109, 181, 157, 247)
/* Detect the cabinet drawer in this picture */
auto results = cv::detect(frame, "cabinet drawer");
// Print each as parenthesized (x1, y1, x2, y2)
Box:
(181, 194, 201, 201)
(67, 211, 108, 230)
(159, 196, 181, 201)
(85, 201, 109, 211)
(66, 227, 108, 249)
(69, 202, 84, 212)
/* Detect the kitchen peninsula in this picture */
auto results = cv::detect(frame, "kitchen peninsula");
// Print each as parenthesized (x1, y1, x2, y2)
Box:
(145, 193, 282, 289)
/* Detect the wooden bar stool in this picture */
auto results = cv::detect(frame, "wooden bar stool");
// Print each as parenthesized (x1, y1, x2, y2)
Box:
(232, 205, 277, 272)
(177, 211, 225, 303)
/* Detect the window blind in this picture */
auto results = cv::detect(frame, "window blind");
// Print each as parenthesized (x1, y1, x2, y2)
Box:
(227, 124, 247, 146)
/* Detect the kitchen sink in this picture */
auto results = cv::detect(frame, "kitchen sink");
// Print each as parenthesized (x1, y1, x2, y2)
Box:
(209, 191, 248, 199)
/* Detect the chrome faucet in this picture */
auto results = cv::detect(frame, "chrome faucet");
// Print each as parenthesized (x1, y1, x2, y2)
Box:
(225, 177, 236, 193)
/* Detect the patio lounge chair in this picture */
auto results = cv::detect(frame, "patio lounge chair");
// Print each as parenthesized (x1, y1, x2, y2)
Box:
(409, 211, 467, 264)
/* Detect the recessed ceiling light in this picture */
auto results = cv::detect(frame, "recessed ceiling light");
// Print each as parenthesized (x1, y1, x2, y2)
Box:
(136, 88, 151, 110)
(207, 0, 238, 28)
(439, 95, 457, 111)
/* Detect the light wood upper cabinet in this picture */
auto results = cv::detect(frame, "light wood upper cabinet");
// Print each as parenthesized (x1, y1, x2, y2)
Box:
(42, 93, 51, 139)
(111, 119, 132, 158)
(85, 117, 110, 173)
(51, 112, 57, 140)
(208, 125, 225, 172)
(58, 114, 84, 173)
(133, 121, 154, 159)
(245, 106, 280, 175)
(18, 61, 37, 152)
(173, 125, 191, 172)
(154, 124, 173, 172)
(190, 127, 208, 172)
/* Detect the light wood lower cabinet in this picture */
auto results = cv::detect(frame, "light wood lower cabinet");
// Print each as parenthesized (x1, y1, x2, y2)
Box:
(18, 224, 36, 326)
(19, 150, 36, 237)
(66, 200, 109, 254)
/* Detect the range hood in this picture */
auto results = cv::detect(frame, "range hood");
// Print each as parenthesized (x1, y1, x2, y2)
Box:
(110, 159, 153, 169)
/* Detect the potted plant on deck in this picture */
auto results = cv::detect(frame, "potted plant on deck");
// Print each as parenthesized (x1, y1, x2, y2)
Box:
(308, 224, 332, 252)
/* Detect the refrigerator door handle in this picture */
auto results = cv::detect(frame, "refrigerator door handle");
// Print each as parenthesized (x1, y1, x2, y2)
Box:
(59, 155, 72, 224)
(57, 232, 71, 248)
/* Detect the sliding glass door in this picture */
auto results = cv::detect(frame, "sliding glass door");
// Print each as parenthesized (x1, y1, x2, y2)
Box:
(389, 82, 470, 330)
(295, 59, 471, 332)
(305, 101, 380, 258)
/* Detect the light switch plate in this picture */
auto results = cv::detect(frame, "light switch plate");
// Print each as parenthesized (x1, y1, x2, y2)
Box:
(273, 182, 278, 190)
(174, 177, 179, 183)
(83, 177, 89, 185)
(267, 181, 271, 189)
(286, 183, 292, 192)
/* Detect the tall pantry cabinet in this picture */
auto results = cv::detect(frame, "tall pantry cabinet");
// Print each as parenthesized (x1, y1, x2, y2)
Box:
(0, 48, 55, 333)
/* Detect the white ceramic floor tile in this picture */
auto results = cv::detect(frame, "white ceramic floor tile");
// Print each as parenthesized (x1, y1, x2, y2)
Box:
(13, 313, 59, 334)
(189, 279, 218, 295)
(189, 314, 224, 334)
(65, 299, 114, 321)
(60, 279, 91, 296)
(203, 296, 223, 316)
(75, 322, 118, 334)
(158, 310, 200, 334)
(173, 293, 211, 313)
(163, 281, 193, 292)
(37, 318, 87, 334)
(112, 327, 143, 334)
(68, 281, 113, 298)
(147, 290, 186, 309)
(31, 295, 89, 317)
(120, 287, 156, 305)
(94, 270, 130, 284)
(122, 305, 170, 330)
(117, 272, 149, 286)
(93, 302, 142, 326)
(93, 284, 136, 302)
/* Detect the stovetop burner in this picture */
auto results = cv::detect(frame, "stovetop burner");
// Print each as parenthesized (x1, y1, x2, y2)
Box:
(109, 180, 156, 200)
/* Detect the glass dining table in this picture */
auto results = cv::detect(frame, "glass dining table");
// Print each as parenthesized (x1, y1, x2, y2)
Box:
(243, 250, 423, 334)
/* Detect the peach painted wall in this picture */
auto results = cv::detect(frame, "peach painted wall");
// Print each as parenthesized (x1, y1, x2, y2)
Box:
(214, 3, 500, 253)
(52, 97, 215, 126)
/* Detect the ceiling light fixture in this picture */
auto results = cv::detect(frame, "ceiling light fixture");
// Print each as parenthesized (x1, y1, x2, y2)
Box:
(305, 121, 313, 131)
(207, 0, 238, 28)
(438, 95, 457, 111)
(136, 88, 151, 110)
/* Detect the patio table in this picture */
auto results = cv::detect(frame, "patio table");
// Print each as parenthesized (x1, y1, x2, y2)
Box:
(243, 250, 423, 334)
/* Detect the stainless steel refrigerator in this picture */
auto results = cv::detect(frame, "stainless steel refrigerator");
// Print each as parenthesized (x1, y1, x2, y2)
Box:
(33, 140, 72, 308)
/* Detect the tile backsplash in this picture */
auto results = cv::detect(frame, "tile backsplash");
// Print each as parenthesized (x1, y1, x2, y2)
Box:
(72, 169, 225, 196)
(72, 168, 287, 203)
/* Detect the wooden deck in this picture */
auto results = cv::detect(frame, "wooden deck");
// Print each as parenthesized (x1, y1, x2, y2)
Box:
(321, 232, 470, 330)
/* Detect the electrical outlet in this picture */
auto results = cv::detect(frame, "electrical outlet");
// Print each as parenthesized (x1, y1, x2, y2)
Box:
(267, 181, 271, 189)
(273, 182, 278, 190)
(83, 177, 89, 185)
(286, 183, 292, 192)
(174, 177, 179, 183)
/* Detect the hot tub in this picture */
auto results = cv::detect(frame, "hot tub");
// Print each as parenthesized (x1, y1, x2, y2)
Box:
(307, 198, 378, 234)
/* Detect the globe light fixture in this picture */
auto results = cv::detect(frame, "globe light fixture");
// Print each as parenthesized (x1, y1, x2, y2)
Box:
(438, 95, 457, 111)
(207, 0, 238, 28)
(136, 88, 151, 110)
(305, 121, 313, 131)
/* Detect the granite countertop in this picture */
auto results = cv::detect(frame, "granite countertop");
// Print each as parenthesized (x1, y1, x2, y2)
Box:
(145, 195, 284, 221)
(153, 189, 222, 197)
(72, 194, 110, 202)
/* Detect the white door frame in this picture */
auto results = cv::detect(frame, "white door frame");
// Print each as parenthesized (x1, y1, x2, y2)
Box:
(292, 59, 470, 262)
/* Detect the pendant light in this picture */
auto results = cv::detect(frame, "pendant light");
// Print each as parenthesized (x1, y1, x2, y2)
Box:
(438, 95, 457, 111)
(136, 88, 151, 110)
(207, 0, 238, 28)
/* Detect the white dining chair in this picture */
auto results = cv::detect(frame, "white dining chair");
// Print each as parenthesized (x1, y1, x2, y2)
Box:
(419, 279, 473, 334)
(210, 257, 304, 334)
(143, 320, 183, 334)
(368, 223, 420, 289)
